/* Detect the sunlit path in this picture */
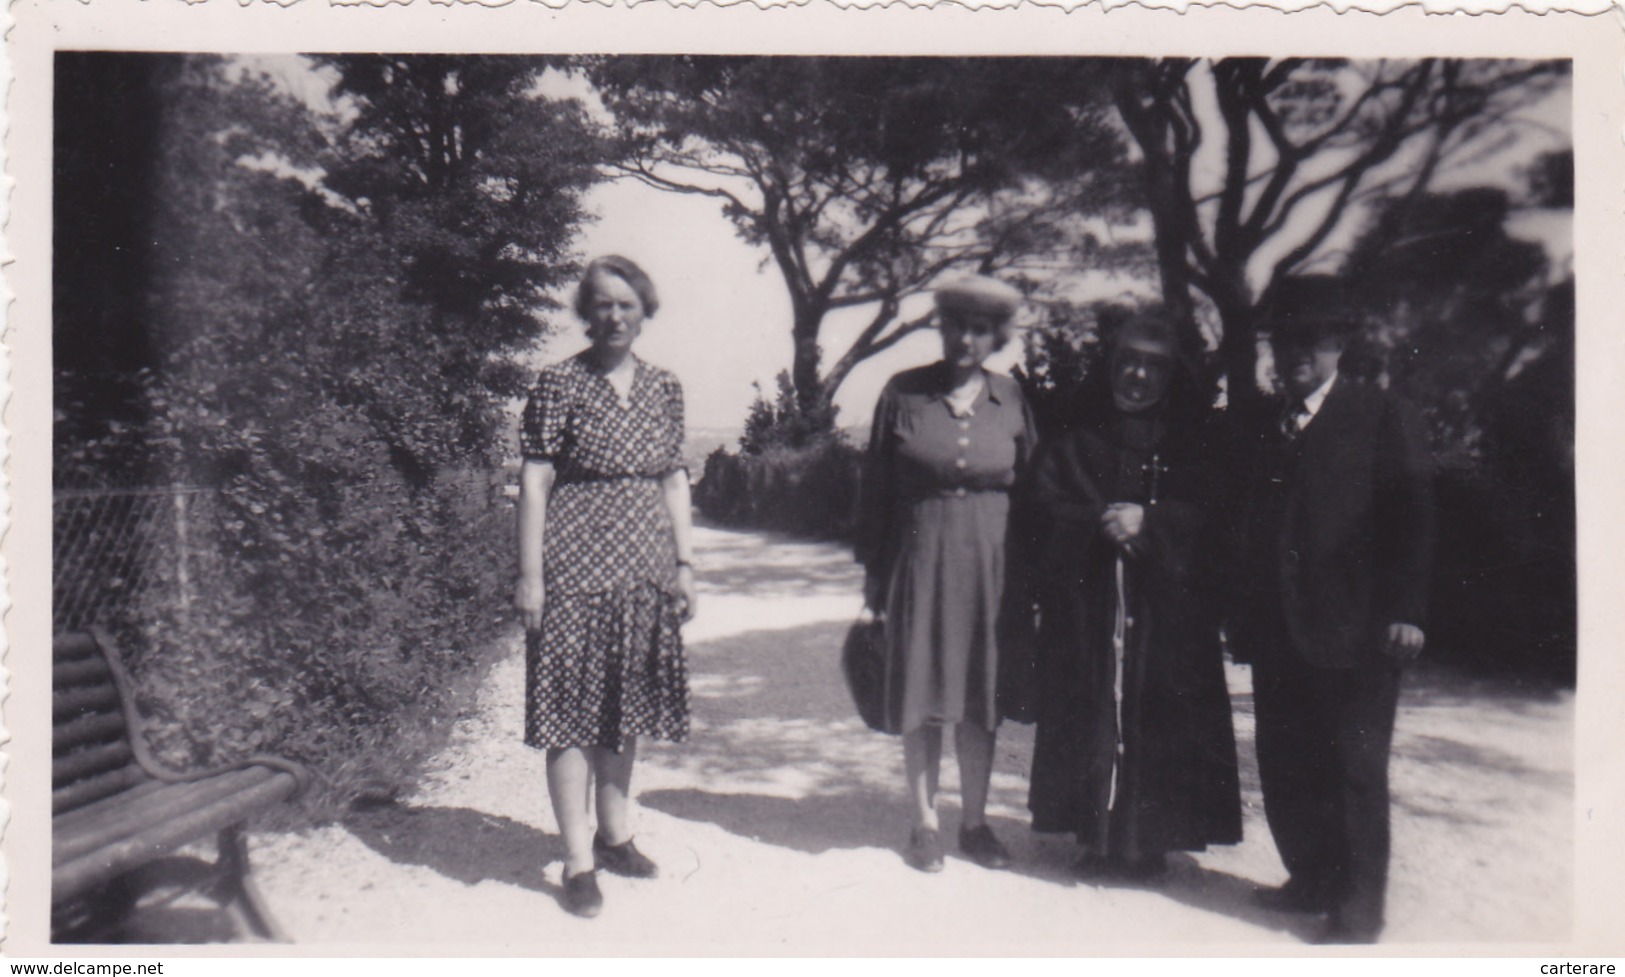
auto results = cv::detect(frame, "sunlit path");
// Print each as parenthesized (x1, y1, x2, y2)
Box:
(251, 522, 1573, 952)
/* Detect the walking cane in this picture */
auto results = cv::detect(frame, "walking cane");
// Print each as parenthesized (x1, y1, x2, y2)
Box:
(1108, 553, 1129, 812)
(1107, 451, 1162, 814)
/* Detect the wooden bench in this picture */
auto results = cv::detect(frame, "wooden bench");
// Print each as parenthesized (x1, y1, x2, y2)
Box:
(53, 628, 310, 942)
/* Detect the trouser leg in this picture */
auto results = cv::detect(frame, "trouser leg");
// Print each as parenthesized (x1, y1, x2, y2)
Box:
(1253, 658, 1343, 900)
(1332, 665, 1401, 935)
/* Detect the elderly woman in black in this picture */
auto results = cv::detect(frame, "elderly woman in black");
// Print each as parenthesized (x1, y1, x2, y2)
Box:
(1026, 311, 1241, 881)
(514, 255, 697, 918)
(855, 275, 1038, 874)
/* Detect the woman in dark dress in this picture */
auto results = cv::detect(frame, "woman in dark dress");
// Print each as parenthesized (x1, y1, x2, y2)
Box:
(1026, 310, 1241, 880)
(855, 276, 1038, 874)
(513, 255, 697, 918)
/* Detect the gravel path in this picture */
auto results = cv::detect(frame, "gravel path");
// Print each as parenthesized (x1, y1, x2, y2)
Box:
(250, 522, 1574, 953)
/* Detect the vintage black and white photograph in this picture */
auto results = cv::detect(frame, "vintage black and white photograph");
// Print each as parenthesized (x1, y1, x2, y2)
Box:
(12, 3, 1623, 958)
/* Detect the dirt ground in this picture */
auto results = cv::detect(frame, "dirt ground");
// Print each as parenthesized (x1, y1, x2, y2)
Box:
(230, 522, 1573, 954)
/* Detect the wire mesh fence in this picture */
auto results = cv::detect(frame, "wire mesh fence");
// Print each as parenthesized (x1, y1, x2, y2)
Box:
(54, 473, 514, 635)
(52, 485, 220, 633)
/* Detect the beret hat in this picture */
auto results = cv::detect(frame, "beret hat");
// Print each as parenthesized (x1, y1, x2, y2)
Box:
(934, 275, 1023, 320)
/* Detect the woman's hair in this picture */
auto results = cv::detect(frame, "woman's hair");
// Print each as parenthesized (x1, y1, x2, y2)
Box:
(574, 255, 660, 320)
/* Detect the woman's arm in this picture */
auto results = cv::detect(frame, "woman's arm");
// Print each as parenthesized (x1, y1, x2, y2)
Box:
(515, 459, 556, 631)
(661, 468, 698, 621)
(855, 385, 899, 611)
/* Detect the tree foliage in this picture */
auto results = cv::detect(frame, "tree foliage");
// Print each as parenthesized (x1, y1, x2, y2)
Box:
(1342, 186, 1553, 462)
(53, 54, 604, 811)
(587, 56, 1136, 427)
(738, 371, 845, 455)
(313, 55, 606, 474)
(1110, 57, 1570, 405)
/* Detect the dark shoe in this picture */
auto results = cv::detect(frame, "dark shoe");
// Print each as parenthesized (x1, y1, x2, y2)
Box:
(1254, 880, 1334, 915)
(593, 834, 659, 879)
(1072, 853, 1112, 881)
(561, 869, 603, 918)
(905, 828, 945, 873)
(1314, 916, 1382, 945)
(1117, 852, 1169, 882)
(958, 824, 1012, 870)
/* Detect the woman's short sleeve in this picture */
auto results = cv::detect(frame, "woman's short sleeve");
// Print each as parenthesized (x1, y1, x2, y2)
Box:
(658, 372, 687, 476)
(520, 370, 567, 462)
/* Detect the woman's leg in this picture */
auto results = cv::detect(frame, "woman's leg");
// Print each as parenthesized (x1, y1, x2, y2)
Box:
(545, 746, 596, 876)
(903, 726, 944, 831)
(955, 722, 997, 829)
(591, 737, 638, 845)
(953, 722, 1012, 868)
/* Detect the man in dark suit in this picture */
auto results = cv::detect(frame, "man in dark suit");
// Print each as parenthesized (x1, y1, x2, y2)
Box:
(1228, 276, 1436, 944)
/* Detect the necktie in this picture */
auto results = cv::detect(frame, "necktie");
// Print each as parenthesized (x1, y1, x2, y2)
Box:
(1281, 400, 1310, 439)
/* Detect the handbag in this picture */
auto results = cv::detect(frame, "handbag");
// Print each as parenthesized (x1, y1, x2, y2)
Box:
(841, 614, 895, 734)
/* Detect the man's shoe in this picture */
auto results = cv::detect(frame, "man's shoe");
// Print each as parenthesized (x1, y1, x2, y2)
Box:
(593, 834, 659, 879)
(1253, 880, 1334, 914)
(1313, 916, 1382, 945)
(1118, 852, 1169, 882)
(905, 827, 945, 873)
(958, 824, 1013, 870)
(561, 869, 604, 918)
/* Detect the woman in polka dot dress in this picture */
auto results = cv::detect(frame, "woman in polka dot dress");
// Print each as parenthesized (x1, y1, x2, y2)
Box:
(513, 255, 696, 919)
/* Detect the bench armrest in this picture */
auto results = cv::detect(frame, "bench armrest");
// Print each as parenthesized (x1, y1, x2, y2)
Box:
(88, 627, 312, 800)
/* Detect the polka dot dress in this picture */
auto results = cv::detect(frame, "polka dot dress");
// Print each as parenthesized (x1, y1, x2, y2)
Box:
(520, 352, 689, 751)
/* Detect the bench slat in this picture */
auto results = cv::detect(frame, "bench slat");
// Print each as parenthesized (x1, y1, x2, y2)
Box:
(53, 767, 279, 866)
(53, 711, 127, 755)
(55, 656, 113, 689)
(53, 632, 102, 663)
(52, 770, 299, 902)
(54, 740, 135, 788)
(52, 765, 147, 815)
(52, 779, 170, 834)
(53, 683, 121, 724)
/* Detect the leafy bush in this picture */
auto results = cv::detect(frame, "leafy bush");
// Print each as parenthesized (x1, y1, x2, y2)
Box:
(94, 464, 513, 818)
(740, 370, 842, 454)
(695, 439, 863, 541)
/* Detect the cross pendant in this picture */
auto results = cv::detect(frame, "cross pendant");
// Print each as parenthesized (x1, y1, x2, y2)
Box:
(1142, 452, 1168, 506)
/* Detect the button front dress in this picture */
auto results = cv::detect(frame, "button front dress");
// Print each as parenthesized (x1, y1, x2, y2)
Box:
(855, 364, 1039, 734)
(519, 352, 689, 751)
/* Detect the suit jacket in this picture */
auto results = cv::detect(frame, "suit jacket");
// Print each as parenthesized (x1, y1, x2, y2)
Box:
(1228, 378, 1436, 669)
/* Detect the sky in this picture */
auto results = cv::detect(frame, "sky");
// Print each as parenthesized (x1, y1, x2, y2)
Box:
(542, 178, 1026, 434)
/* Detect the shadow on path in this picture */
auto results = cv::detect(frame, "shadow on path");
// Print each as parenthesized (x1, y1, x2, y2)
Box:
(687, 618, 875, 726)
(640, 788, 898, 855)
(343, 802, 561, 896)
(1145, 857, 1324, 941)
(692, 521, 860, 601)
(1400, 662, 1572, 713)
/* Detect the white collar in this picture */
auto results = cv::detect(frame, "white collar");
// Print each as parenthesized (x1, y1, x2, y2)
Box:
(1301, 372, 1339, 420)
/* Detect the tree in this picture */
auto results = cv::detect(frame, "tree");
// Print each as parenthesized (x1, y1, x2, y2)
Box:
(587, 56, 1135, 427)
(314, 55, 605, 473)
(1524, 149, 1573, 208)
(1342, 186, 1551, 460)
(1110, 58, 1569, 406)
